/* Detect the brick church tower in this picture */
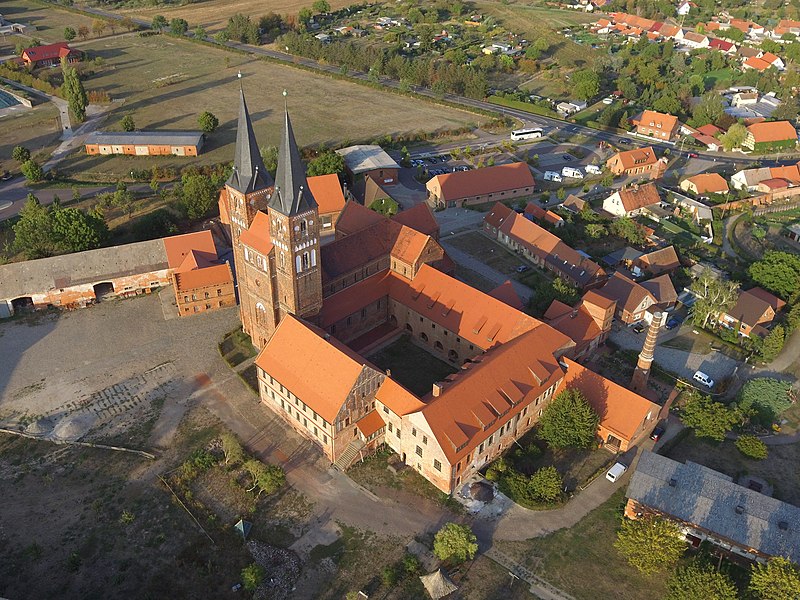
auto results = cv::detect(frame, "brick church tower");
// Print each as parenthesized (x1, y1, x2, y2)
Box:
(223, 87, 322, 349)
(267, 104, 323, 322)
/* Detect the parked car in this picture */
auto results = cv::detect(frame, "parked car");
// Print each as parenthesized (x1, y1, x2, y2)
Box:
(516, 265, 530, 273)
(665, 316, 684, 330)
(632, 322, 645, 334)
(688, 152, 699, 158)
(562, 154, 572, 161)
(650, 424, 666, 442)
(692, 370, 714, 388)
(606, 462, 627, 483)
(0, 171, 12, 181)
(585, 164, 602, 175)
(602, 97, 614, 104)
(620, 138, 632, 144)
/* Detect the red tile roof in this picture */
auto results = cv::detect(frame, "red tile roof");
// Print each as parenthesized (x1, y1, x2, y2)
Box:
(635, 110, 679, 135)
(746, 287, 786, 312)
(544, 300, 603, 350)
(162, 230, 218, 269)
(597, 272, 655, 314)
(682, 173, 729, 194)
(484, 202, 514, 229)
(636, 246, 680, 274)
(641, 274, 678, 305)
(239, 211, 274, 256)
(428, 162, 535, 202)
(747, 121, 798, 144)
(697, 124, 722, 137)
(22, 42, 76, 62)
(392, 203, 440, 238)
(334, 201, 384, 236)
(609, 147, 660, 171)
(306, 173, 345, 216)
(375, 377, 426, 416)
(173, 263, 233, 292)
(708, 38, 734, 51)
(743, 56, 773, 72)
(615, 183, 661, 213)
(356, 410, 385, 437)
(488, 280, 525, 311)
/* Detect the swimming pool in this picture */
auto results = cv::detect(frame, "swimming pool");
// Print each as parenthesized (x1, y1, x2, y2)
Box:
(0, 89, 21, 109)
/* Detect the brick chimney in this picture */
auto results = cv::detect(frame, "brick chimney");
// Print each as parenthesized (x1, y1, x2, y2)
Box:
(630, 312, 661, 395)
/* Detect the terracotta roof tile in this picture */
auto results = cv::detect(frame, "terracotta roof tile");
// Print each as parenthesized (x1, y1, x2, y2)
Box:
(616, 183, 661, 212)
(745, 287, 786, 312)
(597, 272, 655, 314)
(356, 410, 385, 437)
(582, 289, 616, 310)
(239, 211, 274, 256)
(697, 124, 722, 136)
(488, 280, 525, 311)
(392, 203, 440, 238)
(375, 378, 426, 416)
(744, 56, 773, 71)
(609, 147, 660, 171)
(428, 162, 534, 202)
(747, 121, 798, 144)
(306, 173, 345, 216)
(640, 274, 678, 305)
(484, 202, 514, 228)
(174, 263, 233, 292)
(637, 246, 680, 274)
(334, 201, 385, 236)
(162, 231, 218, 269)
(682, 173, 729, 194)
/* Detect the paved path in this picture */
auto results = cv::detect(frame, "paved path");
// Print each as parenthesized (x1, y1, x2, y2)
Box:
(722, 215, 737, 258)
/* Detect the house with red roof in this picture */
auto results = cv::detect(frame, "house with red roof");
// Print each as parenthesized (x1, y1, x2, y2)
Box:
(633, 110, 680, 142)
(744, 121, 798, 151)
(21, 42, 81, 68)
(426, 162, 535, 209)
(606, 147, 667, 179)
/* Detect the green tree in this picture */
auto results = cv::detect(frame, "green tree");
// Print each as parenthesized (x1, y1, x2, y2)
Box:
(403, 553, 421, 575)
(614, 516, 685, 575)
(585, 223, 607, 239)
(62, 67, 88, 122)
(312, 0, 331, 12)
(433, 523, 478, 564)
(193, 25, 207, 39)
(21, 159, 44, 183)
(528, 466, 563, 502)
(241, 563, 265, 591)
(556, 187, 566, 201)
(113, 181, 135, 218)
(760, 325, 785, 362)
(298, 7, 313, 26)
(749, 556, 800, 600)
(306, 150, 345, 176)
(151, 15, 168, 30)
(197, 111, 219, 133)
(748, 251, 800, 302)
(692, 92, 725, 127)
(120, 115, 135, 132)
(12, 145, 30, 163)
(12, 194, 56, 259)
(538, 388, 599, 449)
(610, 216, 646, 244)
(689, 268, 739, 328)
(225, 13, 260, 44)
(260, 145, 278, 176)
(681, 391, 739, 442)
(170, 18, 189, 35)
(180, 174, 216, 220)
(63, 27, 76, 41)
(666, 563, 738, 600)
(719, 123, 747, 151)
(719, 27, 745, 43)
(572, 69, 600, 101)
(52, 207, 107, 252)
(773, 96, 799, 121)
(735, 434, 768, 460)
(221, 432, 244, 466)
(244, 459, 285, 496)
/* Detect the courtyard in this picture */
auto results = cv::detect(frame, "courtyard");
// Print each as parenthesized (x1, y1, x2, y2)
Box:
(366, 334, 458, 398)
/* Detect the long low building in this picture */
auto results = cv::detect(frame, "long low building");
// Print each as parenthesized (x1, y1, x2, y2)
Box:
(85, 131, 204, 157)
(427, 162, 535, 209)
(0, 231, 232, 318)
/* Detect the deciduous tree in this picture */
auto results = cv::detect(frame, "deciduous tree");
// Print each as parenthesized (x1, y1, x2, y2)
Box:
(538, 388, 599, 449)
(572, 69, 600, 101)
(614, 516, 685, 575)
(198, 111, 219, 133)
(12, 145, 30, 163)
(63, 27, 76, 41)
(735, 434, 768, 460)
(241, 563, 265, 591)
(20, 159, 44, 183)
(78, 25, 90, 41)
(719, 123, 746, 150)
(433, 523, 478, 564)
(51, 206, 107, 252)
(666, 563, 738, 600)
(12, 194, 56, 258)
(306, 150, 345, 176)
(748, 251, 800, 302)
(528, 466, 563, 502)
(91, 19, 107, 37)
(62, 66, 88, 122)
(689, 268, 739, 328)
(681, 391, 740, 442)
(610, 216, 647, 245)
(151, 15, 168, 30)
(179, 173, 216, 220)
(221, 432, 244, 466)
(120, 115, 135, 132)
(749, 556, 800, 600)
(312, 0, 331, 13)
(244, 459, 285, 496)
(170, 18, 189, 35)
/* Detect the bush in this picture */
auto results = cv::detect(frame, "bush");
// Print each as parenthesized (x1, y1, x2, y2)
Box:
(737, 378, 793, 426)
(241, 563, 265, 591)
(381, 564, 400, 587)
(735, 434, 768, 460)
(402, 554, 421, 575)
(433, 523, 478, 564)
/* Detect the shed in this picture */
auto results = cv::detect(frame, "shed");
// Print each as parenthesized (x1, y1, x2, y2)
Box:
(420, 569, 458, 599)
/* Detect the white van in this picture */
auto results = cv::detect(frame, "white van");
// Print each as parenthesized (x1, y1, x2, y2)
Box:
(693, 371, 714, 388)
(585, 164, 602, 175)
(543, 171, 562, 182)
(606, 462, 627, 483)
(562, 166, 584, 179)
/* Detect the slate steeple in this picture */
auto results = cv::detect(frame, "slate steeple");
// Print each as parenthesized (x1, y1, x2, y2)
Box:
(268, 99, 317, 216)
(226, 86, 273, 195)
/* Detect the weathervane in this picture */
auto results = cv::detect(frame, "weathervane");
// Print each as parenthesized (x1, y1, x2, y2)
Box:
(283, 88, 288, 110)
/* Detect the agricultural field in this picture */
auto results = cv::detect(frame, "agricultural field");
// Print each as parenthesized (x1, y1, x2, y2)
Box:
(58, 34, 478, 179)
(0, 102, 61, 169)
(0, 0, 111, 50)
(114, 0, 355, 34)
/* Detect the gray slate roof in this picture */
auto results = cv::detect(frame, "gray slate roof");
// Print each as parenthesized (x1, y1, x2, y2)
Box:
(627, 451, 800, 562)
(269, 109, 316, 216)
(336, 145, 400, 175)
(0, 239, 168, 299)
(226, 89, 273, 195)
(85, 131, 204, 147)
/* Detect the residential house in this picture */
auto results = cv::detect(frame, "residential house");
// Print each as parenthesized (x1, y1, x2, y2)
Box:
(633, 110, 680, 142)
(691, 124, 723, 151)
(775, 19, 800, 36)
(719, 287, 785, 337)
(556, 100, 588, 115)
(85, 131, 204, 157)
(708, 38, 736, 53)
(561, 194, 588, 214)
(758, 52, 785, 71)
(786, 223, 800, 243)
(602, 183, 661, 218)
(485, 204, 606, 289)
(21, 42, 80, 68)
(427, 162, 535, 210)
(606, 147, 667, 179)
(640, 274, 678, 309)
(524, 202, 565, 228)
(743, 121, 798, 151)
(676, 1, 695, 16)
(625, 451, 800, 564)
(544, 290, 616, 360)
(595, 272, 657, 324)
(634, 246, 681, 276)
(680, 173, 729, 196)
(681, 31, 709, 48)
(743, 56, 776, 72)
(674, 193, 714, 222)
(732, 91, 759, 107)
(307, 173, 346, 236)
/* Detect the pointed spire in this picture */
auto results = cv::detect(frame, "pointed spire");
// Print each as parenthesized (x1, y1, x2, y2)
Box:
(226, 85, 272, 195)
(269, 97, 317, 216)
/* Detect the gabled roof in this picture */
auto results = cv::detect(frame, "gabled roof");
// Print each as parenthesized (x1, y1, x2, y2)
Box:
(428, 162, 535, 201)
(544, 301, 603, 349)
(255, 314, 375, 423)
(86, 131, 204, 147)
(269, 109, 317, 216)
(615, 183, 661, 212)
(641, 274, 678, 305)
(239, 211, 274, 256)
(559, 357, 657, 441)
(355, 411, 386, 437)
(682, 31, 707, 43)
(488, 280, 525, 311)
(636, 246, 680, 274)
(743, 56, 773, 72)
(682, 172, 729, 194)
(375, 377, 425, 416)
(562, 194, 586, 213)
(697, 124, 722, 136)
(726, 287, 785, 326)
(484, 202, 514, 228)
(746, 287, 786, 312)
(334, 201, 385, 237)
(306, 173, 345, 216)
(392, 203, 439, 238)
(22, 42, 76, 61)
(162, 231, 219, 269)
(627, 451, 800, 563)
(226, 88, 273, 195)
(609, 147, 660, 170)
(173, 263, 232, 292)
(708, 38, 734, 51)
(363, 175, 394, 206)
(596, 272, 655, 314)
(636, 110, 679, 133)
(747, 121, 798, 144)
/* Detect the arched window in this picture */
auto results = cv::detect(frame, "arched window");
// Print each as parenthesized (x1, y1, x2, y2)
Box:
(300, 220, 307, 235)
(301, 252, 310, 270)
(448, 349, 459, 361)
(405, 323, 413, 333)
(255, 302, 267, 325)
(420, 332, 428, 343)
(434, 341, 443, 351)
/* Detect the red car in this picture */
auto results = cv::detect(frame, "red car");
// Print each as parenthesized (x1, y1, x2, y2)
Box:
(688, 152, 699, 158)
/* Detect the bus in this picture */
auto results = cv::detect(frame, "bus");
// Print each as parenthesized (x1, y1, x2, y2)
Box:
(510, 128, 544, 141)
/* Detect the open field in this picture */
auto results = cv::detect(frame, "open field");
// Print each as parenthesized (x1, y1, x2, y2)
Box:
(57, 34, 478, 179)
(0, 102, 61, 167)
(0, 0, 111, 48)
(499, 490, 669, 600)
(115, 0, 354, 34)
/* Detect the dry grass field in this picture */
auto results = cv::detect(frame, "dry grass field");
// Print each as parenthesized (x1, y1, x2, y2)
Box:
(117, 0, 355, 34)
(59, 34, 478, 179)
(0, 102, 61, 166)
(0, 1, 109, 46)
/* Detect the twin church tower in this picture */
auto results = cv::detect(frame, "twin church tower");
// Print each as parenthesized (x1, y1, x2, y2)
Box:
(221, 88, 323, 349)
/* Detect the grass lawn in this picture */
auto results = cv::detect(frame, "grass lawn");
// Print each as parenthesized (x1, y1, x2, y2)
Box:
(498, 490, 669, 600)
(366, 334, 457, 397)
(446, 231, 525, 277)
(369, 197, 399, 216)
(218, 327, 257, 368)
(487, 95, 559, 118)
(58, 34, 478, 179)
(703, 68, 735, 88)
(0, 0, 108, 48)
(666, 432, 800, 506)
(0, 102, 61, 168)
